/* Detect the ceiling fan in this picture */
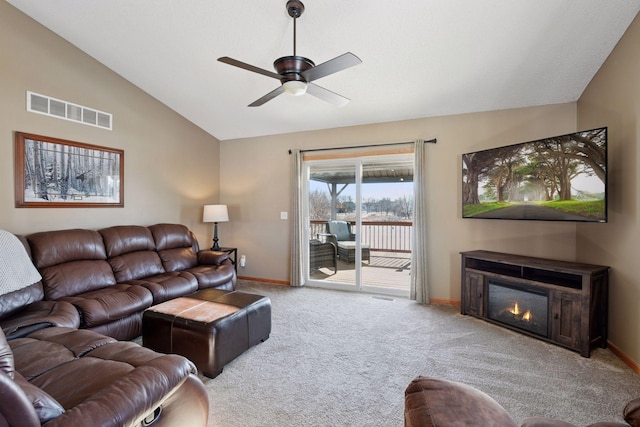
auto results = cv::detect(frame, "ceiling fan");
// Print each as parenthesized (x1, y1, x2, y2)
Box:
(218, 0, 362, 107)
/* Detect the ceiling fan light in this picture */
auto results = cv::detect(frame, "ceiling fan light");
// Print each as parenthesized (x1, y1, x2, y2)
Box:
(283, 80, 308, 96)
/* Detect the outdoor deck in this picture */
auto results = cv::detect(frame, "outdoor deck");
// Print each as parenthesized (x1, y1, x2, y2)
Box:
(310, 251, 411, 292)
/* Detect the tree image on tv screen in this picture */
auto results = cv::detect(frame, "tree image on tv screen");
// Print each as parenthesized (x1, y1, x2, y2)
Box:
(462, 127, 606, 222)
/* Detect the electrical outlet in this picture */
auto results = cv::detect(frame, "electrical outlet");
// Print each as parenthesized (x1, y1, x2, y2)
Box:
(280, 211, 288, 220)
(240, 255, 246, 267)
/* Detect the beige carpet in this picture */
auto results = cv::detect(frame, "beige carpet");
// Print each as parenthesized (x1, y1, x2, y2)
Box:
(199, 280, 640, 426)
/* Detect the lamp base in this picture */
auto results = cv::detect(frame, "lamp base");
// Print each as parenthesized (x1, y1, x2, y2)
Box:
(211, 222, 222, 251)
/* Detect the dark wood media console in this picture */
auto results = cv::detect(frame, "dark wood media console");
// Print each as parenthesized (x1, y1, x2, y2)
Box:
(460, 250, 609, 357)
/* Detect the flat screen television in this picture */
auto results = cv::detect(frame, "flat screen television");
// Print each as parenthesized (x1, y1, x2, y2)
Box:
(462, 127, 607, 222)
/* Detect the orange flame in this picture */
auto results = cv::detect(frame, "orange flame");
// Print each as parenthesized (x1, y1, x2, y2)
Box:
(509, 302, 521, 315)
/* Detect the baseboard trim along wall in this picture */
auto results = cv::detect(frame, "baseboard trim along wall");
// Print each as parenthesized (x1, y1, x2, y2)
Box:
(238, 276, 290, 286)
(608, 340, 640, 375)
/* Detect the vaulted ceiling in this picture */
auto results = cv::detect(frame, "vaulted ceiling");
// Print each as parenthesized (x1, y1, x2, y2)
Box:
(8, 1, 640, 141)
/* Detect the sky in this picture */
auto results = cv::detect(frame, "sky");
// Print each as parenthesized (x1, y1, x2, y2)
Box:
(309, 181, 414, 201)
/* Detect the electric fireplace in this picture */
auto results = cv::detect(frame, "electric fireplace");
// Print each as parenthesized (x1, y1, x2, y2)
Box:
(487, 281, 548, 337)
(460, 250, 610, 357)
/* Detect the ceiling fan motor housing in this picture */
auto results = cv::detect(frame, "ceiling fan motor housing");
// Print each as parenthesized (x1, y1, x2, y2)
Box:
(274, 55, 314, 83)
(286, 0, 305, 18)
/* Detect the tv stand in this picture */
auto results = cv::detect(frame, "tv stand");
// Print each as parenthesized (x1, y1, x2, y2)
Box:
(460, 250, 609, 357)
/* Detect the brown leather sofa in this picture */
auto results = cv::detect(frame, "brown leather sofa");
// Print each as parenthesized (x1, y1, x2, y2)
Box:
(3, 223, 236, 341)
(1, 325, 208, 426)
(0, 223, 233, 426)
(405, 376, 640, 427)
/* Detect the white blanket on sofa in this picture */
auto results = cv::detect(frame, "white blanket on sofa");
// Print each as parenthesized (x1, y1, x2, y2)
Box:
(0, 230, 42, 295)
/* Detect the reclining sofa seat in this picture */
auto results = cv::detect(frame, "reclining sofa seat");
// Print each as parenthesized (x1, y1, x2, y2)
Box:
(0, 325, 209, 426)
(26, 229, 153, 341)
(99, 225, 199, 304)
(149, 223, 236, 290)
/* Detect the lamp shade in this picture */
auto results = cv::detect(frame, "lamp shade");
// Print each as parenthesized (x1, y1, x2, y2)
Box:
(203, 205, 229, 223)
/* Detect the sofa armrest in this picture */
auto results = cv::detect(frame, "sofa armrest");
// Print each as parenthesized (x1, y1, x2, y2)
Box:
(0, 371, 41, 427)
(197, 250, 229, 266)
(624, 397, 640, 427)
(1, 301, 80, 340)
(42, 357, 208, 427)
(404, 376, 519, 427)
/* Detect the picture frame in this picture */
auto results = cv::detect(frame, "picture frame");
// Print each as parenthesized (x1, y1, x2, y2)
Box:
(15, 132, 124, 208)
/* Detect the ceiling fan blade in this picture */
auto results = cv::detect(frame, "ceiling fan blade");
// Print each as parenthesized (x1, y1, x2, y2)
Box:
(301, 52, 362, 82)
(306, 83, 350, 107)
(218, 57, 282, 80)
(248, 86, 285, 107)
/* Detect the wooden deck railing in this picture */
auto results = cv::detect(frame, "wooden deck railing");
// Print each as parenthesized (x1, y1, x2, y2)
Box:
(310, 220, 412, 253)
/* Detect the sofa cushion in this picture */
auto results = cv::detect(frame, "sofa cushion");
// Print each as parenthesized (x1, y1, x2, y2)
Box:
(27, 229, 107, 269)
(128, 272, 198, 304)
(100, 225, 168, 282)
(150, 224, 201, 271)
(99, 225, 156, 258)
(40, 260, 117, 300)
(404, 376, 519, 427)
(60, 284, 153, 328)
(149, 223, 198, 252)
(108, 251, 166, 282)
(158, 247, 199, 271)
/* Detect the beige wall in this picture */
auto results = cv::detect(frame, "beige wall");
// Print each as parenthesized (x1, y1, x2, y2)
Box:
(0, 2, 221, 247)
(220, 103, 578, 299)
(577, 12, 640, 365)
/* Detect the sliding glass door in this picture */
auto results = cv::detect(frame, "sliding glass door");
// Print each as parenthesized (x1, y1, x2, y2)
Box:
(303, 154, 413, 296)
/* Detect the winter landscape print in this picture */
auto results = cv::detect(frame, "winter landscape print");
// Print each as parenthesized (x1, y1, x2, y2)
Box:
(15, 132, 123, 208)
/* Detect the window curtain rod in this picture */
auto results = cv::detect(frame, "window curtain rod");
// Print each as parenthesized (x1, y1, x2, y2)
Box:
(287, 138, 436, 155)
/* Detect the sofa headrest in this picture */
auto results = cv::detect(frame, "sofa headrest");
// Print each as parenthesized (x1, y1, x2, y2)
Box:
(99, 225, 156, 258)
(27, 229, 107, 269)
(149, 224, 196, 251)
(0, 327, 14, 379)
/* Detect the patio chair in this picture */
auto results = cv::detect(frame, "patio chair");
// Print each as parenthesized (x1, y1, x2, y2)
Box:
(322, 221, 370, 264)
(309, 239, 337, 274)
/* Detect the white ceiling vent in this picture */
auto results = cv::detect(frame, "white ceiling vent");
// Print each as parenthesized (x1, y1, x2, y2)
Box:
(26, 91, 112, 130)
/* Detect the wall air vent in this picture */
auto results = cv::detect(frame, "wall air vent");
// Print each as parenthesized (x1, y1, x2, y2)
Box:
(26, 91, 112, 130)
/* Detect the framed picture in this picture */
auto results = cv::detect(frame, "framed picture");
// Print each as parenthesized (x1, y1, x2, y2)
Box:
(14, 132, 124, 208)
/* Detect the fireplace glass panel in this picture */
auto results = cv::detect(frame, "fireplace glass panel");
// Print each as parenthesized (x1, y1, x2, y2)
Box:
(488, 281, 548, 337)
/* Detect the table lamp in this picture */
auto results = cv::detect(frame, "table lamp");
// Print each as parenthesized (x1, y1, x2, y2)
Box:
(203, 204, 229, 251)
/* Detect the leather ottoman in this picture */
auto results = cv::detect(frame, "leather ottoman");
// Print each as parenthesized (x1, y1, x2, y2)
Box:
(142, 289, 271, 378)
